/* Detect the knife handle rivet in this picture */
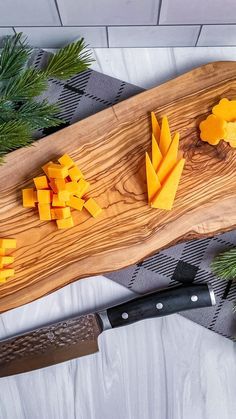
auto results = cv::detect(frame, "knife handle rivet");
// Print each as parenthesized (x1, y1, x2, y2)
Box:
(191, 295, 198, 302)
(121, 312, 129, 320)
(156, 303, 163, 310)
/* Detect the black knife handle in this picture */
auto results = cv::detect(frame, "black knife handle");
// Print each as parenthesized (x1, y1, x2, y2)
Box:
(106, 284, 215, 329)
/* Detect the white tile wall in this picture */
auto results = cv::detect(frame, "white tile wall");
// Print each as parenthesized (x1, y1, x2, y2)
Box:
(159, 0, 236, 25)
(16, 27, 107, 48)
(198, 25, 236, 47)
(0, 0, 236, 47)
(56, 0, 160, 25)
(0, 28, 14, 46)
(0, 0, 60, 26)
(108, 26, 200, 48)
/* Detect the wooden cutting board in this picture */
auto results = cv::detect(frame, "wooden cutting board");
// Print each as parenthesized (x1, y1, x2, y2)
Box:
(1, 61, 236, 313)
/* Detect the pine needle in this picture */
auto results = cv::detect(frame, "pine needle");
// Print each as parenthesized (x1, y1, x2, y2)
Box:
(0, 100, 15, 121)
(44, 38, 93, 80)
(0, 100, 62, 129)
(0, 120, 32, 155)
(17, 100, 62, 129)
(0, 68, 47, 102)
(211, 248, 236, 280)
(0, 33, 32, 80)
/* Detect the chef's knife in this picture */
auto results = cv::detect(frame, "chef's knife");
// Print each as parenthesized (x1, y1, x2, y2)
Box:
(0, 283, 215, 377)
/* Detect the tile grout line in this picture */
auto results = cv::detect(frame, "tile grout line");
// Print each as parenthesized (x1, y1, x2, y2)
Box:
(157, 0, 163, 25)
(4, 23, 236, 28)
(105, 26, 109, 48)
(53, 0, 63, 26)
(195, 24, 203, 46)
(94, 45, 236, 48)
(1, 24, 236, 48)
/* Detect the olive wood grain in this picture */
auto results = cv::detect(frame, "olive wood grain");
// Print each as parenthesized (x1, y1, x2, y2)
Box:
(1, 61, 236, 313)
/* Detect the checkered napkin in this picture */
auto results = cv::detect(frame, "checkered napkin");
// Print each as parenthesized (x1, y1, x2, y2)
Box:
(32, 49, 236, 341)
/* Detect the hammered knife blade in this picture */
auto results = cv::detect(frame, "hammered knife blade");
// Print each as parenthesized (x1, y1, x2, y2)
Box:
(0, 283, 215, 377)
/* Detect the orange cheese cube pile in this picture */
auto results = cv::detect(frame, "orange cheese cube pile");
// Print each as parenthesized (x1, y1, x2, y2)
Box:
(33, 175, 49, 190)
(146, 113, 185, 211)
(199, 98, 236, 147)
(57, 217, 74, 229)
(84, 198, 102, 218)
(22, 154, 102, 229)
(0, 238, 16, 283)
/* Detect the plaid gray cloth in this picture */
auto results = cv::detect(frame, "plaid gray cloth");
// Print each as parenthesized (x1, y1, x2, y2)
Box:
(32, 49, 236, 341)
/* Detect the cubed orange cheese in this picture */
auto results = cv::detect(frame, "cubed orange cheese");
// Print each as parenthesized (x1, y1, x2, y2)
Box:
(84, 198, 102, 218)
(52, 194, 66, 207)
(38, 204, 51, 220)
(33, 175, 49, 190)
(37, 189, 52, 204)
(22, 188, 36, 208)
(0, 256, 14, 268)
(67, 196, 84, 211)
(56, 217, 74, 229)
(58, 153, 75, 169)
(50, 209, 57, 220)
(0, 248, 5, 256)
(42, 161, 53, 177)
(58, 190, 71, 202)
(0, 239, 17, 249)
(65, 181, 80, 194)
(54, 207, 71, 219)
(0, 269, 14, 279)
(54, 178, 66, 191)
(68, 166, 84, 182)
(33, 191, 38, 202)
(48, 163, 69, 179)
(76, 179, 90, 198)
(49, 178, 58, 193)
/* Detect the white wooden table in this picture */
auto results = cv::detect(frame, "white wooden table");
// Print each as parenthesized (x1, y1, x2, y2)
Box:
(1, 47, 236, 419)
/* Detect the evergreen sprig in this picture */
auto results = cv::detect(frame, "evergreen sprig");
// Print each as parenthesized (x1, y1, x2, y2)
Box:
(0, 68, 47, 102)
(0, 33, 93, 160)
(45, 38, 93, 80)
(0, 100, 62, 129)
(211, 248, 236, 312)
(16, 101, 62, 129)
(211, 248, 236, 280)
(0, 120, 32, 156)
(0, 33, 32, 80)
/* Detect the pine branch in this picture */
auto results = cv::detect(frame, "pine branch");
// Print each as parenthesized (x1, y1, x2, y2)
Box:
(0, 121, 32, 155)
(0, 68, 47, 102)
(0, 34, 94, 161)
(0, 100, 15, 122)
(0, 100, 62, 129)
(0, 33, 32, 80)
(44, 38, 93, 80)
(17, 100, 62, 129)
(211, 248, 236, 280)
